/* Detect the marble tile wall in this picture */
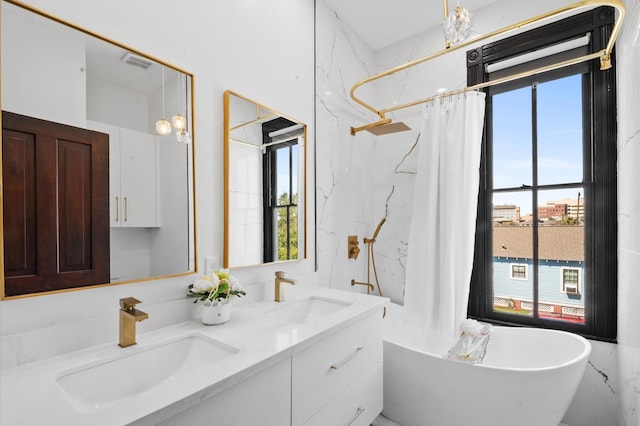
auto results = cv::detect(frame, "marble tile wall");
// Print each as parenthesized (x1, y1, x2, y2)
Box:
(315, 0, 639, 424)
(615, 1, 640, 424)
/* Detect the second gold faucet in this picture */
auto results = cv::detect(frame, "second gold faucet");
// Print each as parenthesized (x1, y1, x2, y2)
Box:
(274, 271, 296, 302)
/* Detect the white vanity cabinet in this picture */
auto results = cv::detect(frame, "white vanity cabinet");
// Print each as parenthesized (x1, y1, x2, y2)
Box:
(292, 310, 383, 426)
(148, 308, 383, 426)
(153, 357, 292, 426)
(87, 121, 159, 227)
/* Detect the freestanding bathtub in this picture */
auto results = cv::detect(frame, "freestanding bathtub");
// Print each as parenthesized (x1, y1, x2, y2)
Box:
(382, 303, 591, 426)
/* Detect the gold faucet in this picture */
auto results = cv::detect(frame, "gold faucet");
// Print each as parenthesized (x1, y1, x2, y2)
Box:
(351, 278, 374, 292)
(118, 297, 148, 348)
(274, 271, 296, 302)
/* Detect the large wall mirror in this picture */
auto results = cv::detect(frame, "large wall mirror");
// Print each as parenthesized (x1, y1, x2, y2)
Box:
(1, 0, 196, 298)
(224, 90, 306, 268)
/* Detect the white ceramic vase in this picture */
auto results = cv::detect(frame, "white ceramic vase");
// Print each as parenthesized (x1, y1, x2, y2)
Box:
(201, 298, 232, 325)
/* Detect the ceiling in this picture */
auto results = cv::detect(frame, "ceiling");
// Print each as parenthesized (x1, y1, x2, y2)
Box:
(322, 0, 503, 50)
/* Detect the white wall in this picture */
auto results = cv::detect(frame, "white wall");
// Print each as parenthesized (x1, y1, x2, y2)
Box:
(316, 0, 639, 425)
(0, 0, 316, 369)
(1, 2, 86, 127)
(87, 77, 149, 132)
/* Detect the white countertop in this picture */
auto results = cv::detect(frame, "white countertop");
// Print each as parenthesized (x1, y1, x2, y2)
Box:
(0, 287, 387, 425)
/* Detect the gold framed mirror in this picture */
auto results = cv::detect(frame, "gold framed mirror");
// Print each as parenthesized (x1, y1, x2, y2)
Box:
(1, 0, 197, 298)
(224, 90, 306, 268)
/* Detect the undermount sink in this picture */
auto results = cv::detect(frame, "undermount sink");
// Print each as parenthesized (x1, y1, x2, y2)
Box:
(269, 296, 352, 324)
(56, 334, 238, 410)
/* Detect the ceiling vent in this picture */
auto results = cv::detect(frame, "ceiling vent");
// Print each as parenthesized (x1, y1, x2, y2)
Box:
(121, 52, 153, 70)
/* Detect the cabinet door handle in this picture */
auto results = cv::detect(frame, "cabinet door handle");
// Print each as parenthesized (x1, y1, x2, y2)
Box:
(115, 196, 119, 222)
(124, 197, 128, 222)
(346, 407, 365, 426)
(330, 346, 364, 370)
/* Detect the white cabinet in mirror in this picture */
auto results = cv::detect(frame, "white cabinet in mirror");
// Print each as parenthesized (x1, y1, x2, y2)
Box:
(1, 0, 196, 295)
(224, 90, 306, 269)
(88, 121, 159, 228)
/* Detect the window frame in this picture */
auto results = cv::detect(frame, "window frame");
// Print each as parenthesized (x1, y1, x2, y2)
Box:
(466, 7, 617, 341)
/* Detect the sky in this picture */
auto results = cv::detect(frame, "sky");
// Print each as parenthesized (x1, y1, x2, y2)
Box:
(492, 73, 584, 216)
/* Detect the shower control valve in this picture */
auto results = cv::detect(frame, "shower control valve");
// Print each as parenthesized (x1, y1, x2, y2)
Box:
(348, 235, 360, 260)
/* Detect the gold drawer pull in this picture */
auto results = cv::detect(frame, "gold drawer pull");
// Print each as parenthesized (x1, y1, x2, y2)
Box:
(330, 346, 364, 370)
(346, 407, 365, 426)
(115, 196, 119, 222)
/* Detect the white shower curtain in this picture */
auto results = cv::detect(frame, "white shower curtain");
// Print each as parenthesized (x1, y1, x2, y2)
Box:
(404, 91, 486, 340)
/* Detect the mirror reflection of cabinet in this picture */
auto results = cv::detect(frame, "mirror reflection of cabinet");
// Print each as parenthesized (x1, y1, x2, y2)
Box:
(224, 90, 306, 268)
(2, 111, 110, 297)
(88, 121, 159, 228)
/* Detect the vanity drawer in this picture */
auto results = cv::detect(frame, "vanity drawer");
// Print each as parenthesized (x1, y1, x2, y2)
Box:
(292, 311, 383, 425)
(302, 364, 383, 426)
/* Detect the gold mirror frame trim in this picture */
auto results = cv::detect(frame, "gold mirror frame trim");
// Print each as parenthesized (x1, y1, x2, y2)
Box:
(223, 90, 307, 269)
(0, 0, 199, 300)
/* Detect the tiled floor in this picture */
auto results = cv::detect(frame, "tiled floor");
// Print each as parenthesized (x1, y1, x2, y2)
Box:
(372, 415, 572, 426)
(371, 415, 402, 426)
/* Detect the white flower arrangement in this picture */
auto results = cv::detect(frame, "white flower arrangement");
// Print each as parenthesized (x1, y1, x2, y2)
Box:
(187, 269, 245, 303)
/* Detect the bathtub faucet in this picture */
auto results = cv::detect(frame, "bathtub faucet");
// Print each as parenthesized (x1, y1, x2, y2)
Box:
(351, 279, 374, 292)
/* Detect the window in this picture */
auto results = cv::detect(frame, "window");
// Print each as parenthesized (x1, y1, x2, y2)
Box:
(263, 118, 300, 263)
(510, 264, 527, 280)
(562, 268, 581, 294)
(467, 7, 617, 341)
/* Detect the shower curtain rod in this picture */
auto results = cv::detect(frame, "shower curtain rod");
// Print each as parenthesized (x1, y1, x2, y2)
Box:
(349, 0, 625, 135)
(229, 111, 277, 132)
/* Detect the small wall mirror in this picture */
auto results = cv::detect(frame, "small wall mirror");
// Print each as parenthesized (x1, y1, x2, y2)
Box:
(224, 90, 306, 268)
(1, 0, 196, 297)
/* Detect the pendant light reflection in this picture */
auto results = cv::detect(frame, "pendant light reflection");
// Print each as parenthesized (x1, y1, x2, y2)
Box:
(173, 74, 191, 144)
(176, 128, 191, 144)
(171, 114, 186, 131)
(443, 2, 472, 44)
(171, 73, 186, 131)
(155, 66, 172, 135)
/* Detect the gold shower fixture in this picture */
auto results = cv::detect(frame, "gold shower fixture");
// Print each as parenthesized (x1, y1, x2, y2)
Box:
(348, 235, 361, 260)
(349, 0, 625, 136)
(351, 217, 386, 297)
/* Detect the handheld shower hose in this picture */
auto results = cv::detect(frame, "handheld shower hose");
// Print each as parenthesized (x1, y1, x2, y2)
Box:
(365, 217, 386, 297)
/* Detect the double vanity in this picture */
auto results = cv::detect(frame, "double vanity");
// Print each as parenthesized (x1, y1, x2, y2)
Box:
(0, 287, 387, 425)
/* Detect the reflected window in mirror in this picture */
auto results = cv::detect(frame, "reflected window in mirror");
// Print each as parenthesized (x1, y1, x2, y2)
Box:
(263, 118, 303, 262)
(1, 0, 197, 298)
(224, 91, 306, 269)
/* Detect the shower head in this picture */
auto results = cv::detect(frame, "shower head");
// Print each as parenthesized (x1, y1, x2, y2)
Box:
(350, 118, 411, 136)
(366, 121, 411, 136)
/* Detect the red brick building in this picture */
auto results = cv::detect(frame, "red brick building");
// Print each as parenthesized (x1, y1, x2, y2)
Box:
(538, 203, 567, 219)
